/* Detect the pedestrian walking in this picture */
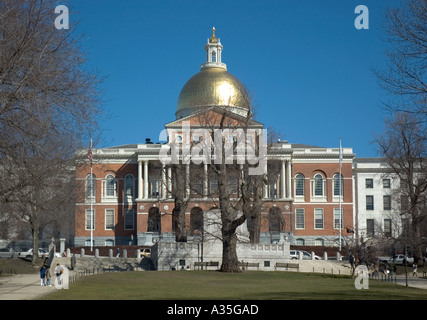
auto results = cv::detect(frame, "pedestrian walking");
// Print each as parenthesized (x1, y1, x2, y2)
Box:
(45, 266, 52, 286)
(40, 265, 47, 286)
(412, 263, 418, 277)
(116, 247, 120, 258)
(55, 263, 63, 285)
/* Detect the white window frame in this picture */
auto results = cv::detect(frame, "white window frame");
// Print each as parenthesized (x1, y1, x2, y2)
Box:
(295, 238, 305, 246)
(332, 174, 343, 202)
(105, 209, 115, 230)
(124, 209, 134, 230)
(294, 174, 305, 201)
(334, 208, 343, 230)
(311, 174, 327, 202)
(314, 208, 324, 229)
(314, 238, 324, 246)
(125, 174, 135, 199)
(295, 208, 305, 229)
(85, 209, 95, 231)
(85, 174, 96, 200)
(102, 174, 117, 201)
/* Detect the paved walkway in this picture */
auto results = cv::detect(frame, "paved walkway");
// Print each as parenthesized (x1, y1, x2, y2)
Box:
(0, 274, 57, 300)
(394, 274, 427, 290)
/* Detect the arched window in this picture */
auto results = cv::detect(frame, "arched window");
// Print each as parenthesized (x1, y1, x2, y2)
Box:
(85, 174, 96, 199)
(211, 50, 216, 62)
(148, 207, 161, 232)
(314, 238, 324, 246)
(125, 174, 134, 197)
(295, 238, 305, 246)
(190, 207, 204, 235)
(105, 174, 116, 197)
(295, 174, 304, 196)
(333, 174, 343, 197)
(268, 207, 284, 232)
(314, 174, 324, 196)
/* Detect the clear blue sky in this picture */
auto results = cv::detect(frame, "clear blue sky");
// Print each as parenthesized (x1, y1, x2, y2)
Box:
(69, 0, 403, 158)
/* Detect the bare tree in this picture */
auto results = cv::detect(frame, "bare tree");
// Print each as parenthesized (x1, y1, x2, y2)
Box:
(0, 0, 103, 262)
(373, 0, 427, 120)
(193, 106, 267, 272)
(170, 161, 189, 242)
(375, 112, 427, 266)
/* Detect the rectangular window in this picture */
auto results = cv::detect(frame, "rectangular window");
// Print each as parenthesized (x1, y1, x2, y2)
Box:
(125, 175, 134, 197)
(383, 195, 391, 211)
(106, 181, 115, 197)
(125, 209, 134, 230)
(105, 239, 114, 246)
(366, 219, 375, 237)
(334, 208, 343, 229)
(314, 208, 324, 229)
(295, 208, 305, 229)
(150, 180, 161, 198)
(365, 179, 373, 188)
(269, 183, 278, 199)
(366, 195, 374, 210)
(210, 178, 218, 194)
(314, 177, 323, 196)
(383, 179, 390, 188)
(228, 177, 237, 194)
(384, 219, 392, 237)
(85, 209, 95, 230)
(105, 209, 114, 230)
(334, 175, 343, 196)
(193, 180, 203, 196)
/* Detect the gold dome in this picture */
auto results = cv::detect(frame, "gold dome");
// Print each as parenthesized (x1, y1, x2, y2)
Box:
(176, 67, 250, 118)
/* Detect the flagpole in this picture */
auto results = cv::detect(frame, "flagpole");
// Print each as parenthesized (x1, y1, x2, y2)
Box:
(339, 137, 342, 252)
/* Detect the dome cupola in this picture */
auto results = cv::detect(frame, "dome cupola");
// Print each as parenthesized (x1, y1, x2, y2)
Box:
(176, 28, 250, 119)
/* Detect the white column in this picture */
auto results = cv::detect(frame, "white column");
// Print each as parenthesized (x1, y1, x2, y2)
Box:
(167, 166, 172, 199)
(281, 160, 286, 199)
(137, 160, 143, 199)
(143, 160, 149, 199)
(286, 160, 292, 198)
(186, 164, 190, 198)
(161, 164, 166, 199)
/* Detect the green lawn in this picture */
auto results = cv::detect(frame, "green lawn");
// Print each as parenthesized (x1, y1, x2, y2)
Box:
(42, 271, 427, 300)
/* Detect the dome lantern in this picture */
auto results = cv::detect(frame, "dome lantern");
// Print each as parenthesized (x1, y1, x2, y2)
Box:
(201, 27, 227, 71)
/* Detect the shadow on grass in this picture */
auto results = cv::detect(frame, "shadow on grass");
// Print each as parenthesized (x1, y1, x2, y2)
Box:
(41, 271, 427, 300)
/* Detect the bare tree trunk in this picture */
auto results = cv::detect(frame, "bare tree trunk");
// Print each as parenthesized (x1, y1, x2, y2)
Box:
(171, 163, 188, 242)
(220, 228, 240, 272)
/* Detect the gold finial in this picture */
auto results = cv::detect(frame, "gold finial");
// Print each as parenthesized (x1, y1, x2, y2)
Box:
(210, 26, 218, 43)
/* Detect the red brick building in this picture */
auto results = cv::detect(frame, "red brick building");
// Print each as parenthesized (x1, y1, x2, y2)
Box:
(74, 29, 355, 248)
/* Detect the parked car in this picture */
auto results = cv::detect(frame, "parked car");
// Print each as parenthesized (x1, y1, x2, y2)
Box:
(380, 254, 414, 265)
(19, 248, 49, 258)
(290, 250, 321, 260)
